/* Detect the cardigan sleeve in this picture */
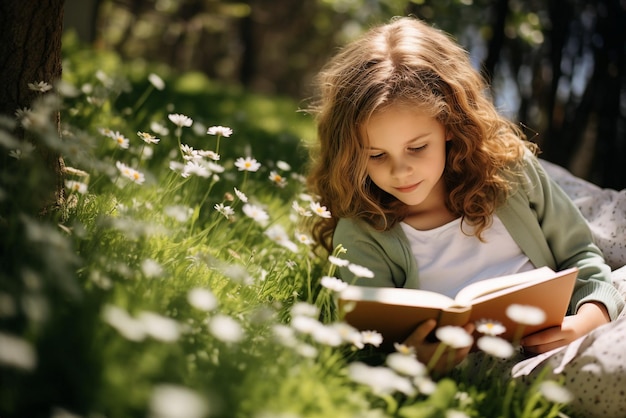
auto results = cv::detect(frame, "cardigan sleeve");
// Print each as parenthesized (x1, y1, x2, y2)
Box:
(518, 154, 624, 319)
(332, 218, 413, 288)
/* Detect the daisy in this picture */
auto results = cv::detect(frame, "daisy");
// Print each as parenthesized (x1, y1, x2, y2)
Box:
(347, 263, 374, 279)
(182, 161, 211, 178)
(65, 180, 88, 194)
(205, 161, 224, 173)
(214, 203, 235, 219)
(233, 187, 248, 202)
(207, 125, 233, 137)
(435, 326, 474, 349)
(445, 411, 471, 418)
(320, 276, 348, 292)
(311, 323, 343, 347)
(164, 205, 193, 222)
(137, 131, 160, 144)
(242, 203, 269, 224)
(295, 232, 313, 245)
(272, 324, 297, 347)
(102, 304, 146, 342)
(138, 311, 180, 342)
(264, 225, 298, 252)
(475, 319, 506, 336)
(386, 352, 427, 377)
(150, 121, 169, 136)
(169, 160, 185, 174)
(348, 362, 415, 396)
(187, 288, 218, 312)
(295, 343, 318, 358)
(115, 161, 145, 184)
(476, 335, 515, 359)
(208, 314, 243, 343)
(148, 73, 165, 90)
(393, 342, 416, 356)
(292, 201, 312, 217)
(291, 315, 323, 335)
(539, 380, 574, 404)
(141, 259, 164, 278)
(0, 332, 36, 371)
(330, 322, 363, 348)
(168, 113, 193, 128)
(328, 255, 349, 267)
(110, 131, 130, 149)
(198, 150, 220, 161)
(276, 160, 291, 171)
(506, 304, 546, 326)
(234, 156, 261, 172)
(180, 144, 198, 160)
(310, 202, 331, 218)
(269, 171, 287, 188)
(149, 385, 207, 418)
(98, 127, 113, 137)
(28, 81, 53, 93)
(361, 330, 383, 347)
(291, 302, 319, 318)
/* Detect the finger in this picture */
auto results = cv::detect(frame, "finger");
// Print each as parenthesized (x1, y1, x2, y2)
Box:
(520, 326, 561, 347)
(524, 337, 569, 354)
(404, 319, 437, 345)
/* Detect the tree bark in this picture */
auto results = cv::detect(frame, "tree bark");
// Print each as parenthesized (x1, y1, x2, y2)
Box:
(482, 0, 509, 83)
(0, 0, 66, 217)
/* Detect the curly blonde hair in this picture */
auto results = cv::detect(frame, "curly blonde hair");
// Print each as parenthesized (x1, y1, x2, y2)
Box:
(306, 17, 534, 253)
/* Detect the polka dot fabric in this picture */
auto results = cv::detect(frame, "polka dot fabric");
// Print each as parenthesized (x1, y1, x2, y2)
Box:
(463, 163, 626, 417)
(540, 159, 626, 270)
(511, 293, 626, 418)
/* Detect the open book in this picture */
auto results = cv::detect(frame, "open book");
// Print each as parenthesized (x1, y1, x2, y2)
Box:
(338, 267, 578, 349)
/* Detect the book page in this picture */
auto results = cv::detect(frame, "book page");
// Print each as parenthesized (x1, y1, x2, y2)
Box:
(340, 285, 457, 309)
(453, 266, 556, 305)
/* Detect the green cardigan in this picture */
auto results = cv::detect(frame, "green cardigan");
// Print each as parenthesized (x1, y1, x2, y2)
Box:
(333, 153, 625, 320)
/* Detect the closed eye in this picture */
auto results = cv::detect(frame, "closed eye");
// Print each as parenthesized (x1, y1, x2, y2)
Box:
(369, 153, 385, 160)
(408, 145, 427, 153)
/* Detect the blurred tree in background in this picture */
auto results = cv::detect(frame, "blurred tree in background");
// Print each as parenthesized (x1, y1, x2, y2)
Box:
(65, 0, 625, 188)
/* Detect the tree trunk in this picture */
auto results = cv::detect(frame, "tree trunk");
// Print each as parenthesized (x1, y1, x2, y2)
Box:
(482, 0, 509, 83)
(0, 0, 66, 217)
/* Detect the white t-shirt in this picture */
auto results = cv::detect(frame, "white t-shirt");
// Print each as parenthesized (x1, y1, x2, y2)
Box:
(400, 215, 535, 298)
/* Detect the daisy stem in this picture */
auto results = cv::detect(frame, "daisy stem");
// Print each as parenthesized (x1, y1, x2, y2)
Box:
(521, 389, 543, 418)
(426, 343, 448, 372)
(305, 258, 314, 303)
(138, 144, 146, 167)
(132, 84, 154, 113)
(197, 179, 217, 214)
(382, 394, 398, 415)
(512, 325, 526, 350)
(501, 379, 515, 418)
(475, 353, 494, 384)
(215, 134, 221, 155)
(176, 127, 184, 159)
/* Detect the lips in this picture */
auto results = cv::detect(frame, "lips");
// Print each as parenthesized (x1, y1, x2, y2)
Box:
(394, 182, 420, 193)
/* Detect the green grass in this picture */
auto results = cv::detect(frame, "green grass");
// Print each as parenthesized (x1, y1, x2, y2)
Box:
(0, 34, 574, 418)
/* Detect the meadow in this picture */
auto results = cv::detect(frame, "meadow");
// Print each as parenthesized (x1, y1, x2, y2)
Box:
(0, 33, 573, 418)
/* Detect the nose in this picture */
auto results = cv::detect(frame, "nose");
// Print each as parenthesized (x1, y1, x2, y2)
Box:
(390, 156, 413, 178)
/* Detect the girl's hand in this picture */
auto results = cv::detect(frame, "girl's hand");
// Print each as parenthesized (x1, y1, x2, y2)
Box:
(403, 319, 475, 374)
(521, 302, 610, 355)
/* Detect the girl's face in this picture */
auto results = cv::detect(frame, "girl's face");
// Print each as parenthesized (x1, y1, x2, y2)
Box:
(363, 105, 450, 213)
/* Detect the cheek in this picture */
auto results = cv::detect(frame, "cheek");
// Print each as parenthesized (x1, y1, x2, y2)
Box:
(365, 165, 385, 187)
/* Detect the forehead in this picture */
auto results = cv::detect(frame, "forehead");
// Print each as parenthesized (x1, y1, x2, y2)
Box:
(361, 105, 440, 144)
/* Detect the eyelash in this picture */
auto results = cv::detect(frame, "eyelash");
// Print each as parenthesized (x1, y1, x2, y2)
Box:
(369, 145, 426, 160)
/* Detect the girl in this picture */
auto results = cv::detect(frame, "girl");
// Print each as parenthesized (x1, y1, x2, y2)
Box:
(306, 17, 626, 417)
